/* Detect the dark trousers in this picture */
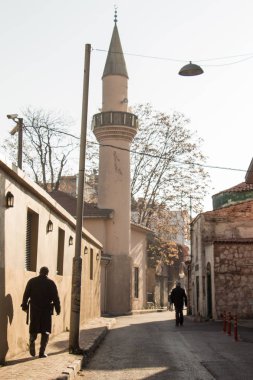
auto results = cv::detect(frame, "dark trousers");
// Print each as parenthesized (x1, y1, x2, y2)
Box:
(30, 332, 49, 354)
(175, 307, 184, 326)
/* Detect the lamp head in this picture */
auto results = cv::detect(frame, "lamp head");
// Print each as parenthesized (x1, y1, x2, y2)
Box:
(178, 61, 204, 76)
(7, 114, 18, 120)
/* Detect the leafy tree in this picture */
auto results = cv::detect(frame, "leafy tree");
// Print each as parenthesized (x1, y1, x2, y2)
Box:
(131, 103, 210, 229)
(2, 107, 78, 190)
(147, 234, 179, 269)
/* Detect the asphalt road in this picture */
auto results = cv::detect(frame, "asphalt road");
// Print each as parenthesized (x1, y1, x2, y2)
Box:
(77, 310, 253, 380)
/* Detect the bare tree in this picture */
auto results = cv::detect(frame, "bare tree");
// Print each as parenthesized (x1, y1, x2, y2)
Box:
(64, 102, 210, 235)
(131, 103, 210, 229)
(2, 107, 79, 190)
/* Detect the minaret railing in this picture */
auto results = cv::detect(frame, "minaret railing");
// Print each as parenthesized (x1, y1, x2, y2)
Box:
(92, 111, 138, 130)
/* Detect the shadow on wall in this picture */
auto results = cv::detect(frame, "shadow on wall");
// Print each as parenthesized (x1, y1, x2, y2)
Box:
(0, 281, 14, 364)
(0, 176, 14, 364)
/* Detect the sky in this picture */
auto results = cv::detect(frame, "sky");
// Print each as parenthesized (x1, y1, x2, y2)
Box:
(1, 0, 253, 212)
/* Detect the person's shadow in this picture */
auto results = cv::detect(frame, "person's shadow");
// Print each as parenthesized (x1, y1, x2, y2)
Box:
(0, 293, 14, 364)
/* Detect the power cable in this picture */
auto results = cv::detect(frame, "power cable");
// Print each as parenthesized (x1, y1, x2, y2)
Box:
(93, 48, 253, 67)
(23, 126, 248, 173)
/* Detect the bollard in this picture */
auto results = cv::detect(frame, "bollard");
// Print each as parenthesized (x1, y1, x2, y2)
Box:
(234, 314, 238, 341)
(227, 312, 231, 336)
(223, 311, 227, 333)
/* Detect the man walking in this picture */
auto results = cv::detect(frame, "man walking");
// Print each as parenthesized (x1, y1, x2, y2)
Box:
(21, 266, 61, 358)
(170, 281, 187, 326)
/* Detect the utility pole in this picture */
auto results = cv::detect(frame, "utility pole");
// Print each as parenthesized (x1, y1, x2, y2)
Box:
(7, 114, 23, 170)
(69, 44, 91, 354)
(17, 118, 23, 169)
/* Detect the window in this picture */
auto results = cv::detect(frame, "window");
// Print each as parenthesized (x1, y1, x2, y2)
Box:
(57, 228, 65, 275)
(25, 209, 39, 272)
(90, 249, 94, 280)
(134, 267, 139, 298)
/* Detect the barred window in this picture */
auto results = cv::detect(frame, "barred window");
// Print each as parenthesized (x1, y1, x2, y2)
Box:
(25, 209, 39, 272)
(57, 228, 65, 276)
(90, 249, 94, 280)
(134, 267, 139, 298)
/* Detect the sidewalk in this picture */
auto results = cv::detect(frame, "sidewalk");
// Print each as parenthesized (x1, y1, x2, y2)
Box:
(0, 317, 115, 380)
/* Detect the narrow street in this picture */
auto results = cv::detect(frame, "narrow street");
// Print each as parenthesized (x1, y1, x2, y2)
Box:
(77, 310, 253, 380)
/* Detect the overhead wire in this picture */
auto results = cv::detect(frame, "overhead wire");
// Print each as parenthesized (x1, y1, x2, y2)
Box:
(93, 48, 253, 67)
(27, 125, 247, 173)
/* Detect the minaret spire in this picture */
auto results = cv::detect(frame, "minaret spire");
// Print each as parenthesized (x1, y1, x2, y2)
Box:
(102, 9, 128, 79)
(114, 5, 118, 24)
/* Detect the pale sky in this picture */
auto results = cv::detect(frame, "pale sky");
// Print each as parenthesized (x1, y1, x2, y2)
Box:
(1, 0, 253, 211)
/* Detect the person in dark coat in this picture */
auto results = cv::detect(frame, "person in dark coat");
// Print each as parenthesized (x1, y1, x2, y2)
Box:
(170, 281, 187, 326)
(21, 267, 61, 358)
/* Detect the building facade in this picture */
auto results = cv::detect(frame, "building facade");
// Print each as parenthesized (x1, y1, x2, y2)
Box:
(0, 161, 102, 363)
(190, 195, 253, 320)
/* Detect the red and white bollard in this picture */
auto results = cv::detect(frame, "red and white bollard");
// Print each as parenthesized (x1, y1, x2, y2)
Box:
(227, 312, 231, 336)
(223, 311, 227, 333)
(234, 314, 238, 341)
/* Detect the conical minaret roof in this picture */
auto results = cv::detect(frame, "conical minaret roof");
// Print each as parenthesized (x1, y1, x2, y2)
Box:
(102, 23, 128, 79)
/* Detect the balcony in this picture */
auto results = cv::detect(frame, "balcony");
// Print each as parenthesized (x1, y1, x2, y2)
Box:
(92, 111, 138, 130)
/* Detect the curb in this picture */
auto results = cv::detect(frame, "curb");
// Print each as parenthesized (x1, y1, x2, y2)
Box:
(57, 326, 109, 380)
(127, 308, 167, 315)
(82, 327, 108, 366)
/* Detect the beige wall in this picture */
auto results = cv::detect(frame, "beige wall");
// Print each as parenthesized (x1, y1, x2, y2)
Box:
(102, 76, 128, 112)
(80, 243, 101, 324)
(84, 218, 108, 314)
(85, 218, 108, 249)
(0, 162, 102, 363)
(106, 254, 132, 314)
(97, 141, 131, 256)
(85, 218, 148, 314)
(130, 227, 147, 310)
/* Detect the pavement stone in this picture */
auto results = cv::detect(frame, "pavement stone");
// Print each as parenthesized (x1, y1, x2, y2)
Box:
(0, 317, 115, 380)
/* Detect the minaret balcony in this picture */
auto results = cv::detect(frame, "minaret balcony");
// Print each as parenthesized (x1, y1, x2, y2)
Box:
(92, 111, 138, 129)
(92, 111, 138, 142)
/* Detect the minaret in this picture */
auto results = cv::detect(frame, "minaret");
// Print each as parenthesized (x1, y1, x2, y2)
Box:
(92, 12, 138, 314)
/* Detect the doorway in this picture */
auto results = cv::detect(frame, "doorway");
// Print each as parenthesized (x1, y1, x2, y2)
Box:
(196, 276, 199, 313)
(206, 263, 212, 318)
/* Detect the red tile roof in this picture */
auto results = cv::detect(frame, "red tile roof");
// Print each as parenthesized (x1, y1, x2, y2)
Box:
(214, 182, 253, 196)
(203, 199, 253, 218)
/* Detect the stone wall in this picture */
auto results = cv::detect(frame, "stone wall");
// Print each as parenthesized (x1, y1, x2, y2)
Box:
(214, 242, 253, 318)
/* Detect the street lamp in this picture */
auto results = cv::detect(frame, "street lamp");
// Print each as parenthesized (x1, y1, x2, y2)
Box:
(7, 114, 24, 170)
(178, 61, 204, 76)
(46, 220, 54, 233)
(69, 44, 91, 354)
(6, 191, 14, 208)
